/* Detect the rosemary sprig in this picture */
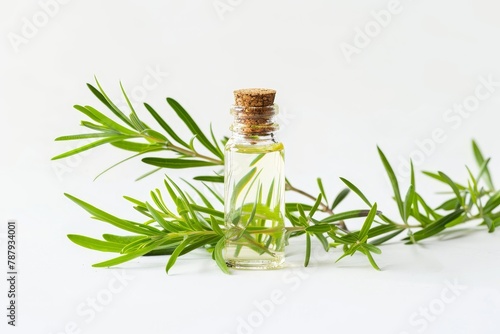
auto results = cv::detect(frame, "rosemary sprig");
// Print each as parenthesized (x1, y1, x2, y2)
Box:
(54, 80, 500, 273)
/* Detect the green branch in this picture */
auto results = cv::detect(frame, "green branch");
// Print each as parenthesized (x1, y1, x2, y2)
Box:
(54, 80, 500, 274)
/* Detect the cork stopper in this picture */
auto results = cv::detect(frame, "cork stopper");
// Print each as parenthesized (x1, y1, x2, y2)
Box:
(231, 88, 278, 136)
(234, 88, 276, 107)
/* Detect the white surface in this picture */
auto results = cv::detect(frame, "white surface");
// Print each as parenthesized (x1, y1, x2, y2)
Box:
(1, 0, 500, 333)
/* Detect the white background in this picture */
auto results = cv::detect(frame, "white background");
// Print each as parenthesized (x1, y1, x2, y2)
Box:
(1, 0, 500, 333)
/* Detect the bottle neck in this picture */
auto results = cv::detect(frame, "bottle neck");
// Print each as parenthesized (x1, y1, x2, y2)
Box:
(230, 104, 279, 137)
(229, 132, 279, 146)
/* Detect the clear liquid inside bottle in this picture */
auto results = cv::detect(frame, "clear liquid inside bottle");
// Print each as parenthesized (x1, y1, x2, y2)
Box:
(224, 139, 285, 269)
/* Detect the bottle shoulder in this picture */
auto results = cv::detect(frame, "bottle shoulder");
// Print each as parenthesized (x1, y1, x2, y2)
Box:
(225, 139, 284, 154)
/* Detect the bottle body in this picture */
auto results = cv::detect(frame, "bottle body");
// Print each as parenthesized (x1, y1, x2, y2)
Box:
(224, 135, 286, 269)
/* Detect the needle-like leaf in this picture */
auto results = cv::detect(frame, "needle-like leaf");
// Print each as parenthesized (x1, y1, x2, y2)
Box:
(304, 233, 311, 267)
(88, 80, 134, 128)
(339, 177, 372, 207)
(52, 136, 129, 160)
(316, 178, 328, 207)
(142, 158, 218, 169)
(144, 103, 189, 148)
(214, 237, 230, 274)
(68, 234, 124, 253)
(167, 98, 223, 159)
(472, 140, 494, 190)
(377, 147, 404, 220)
(331, 188, 350, 210)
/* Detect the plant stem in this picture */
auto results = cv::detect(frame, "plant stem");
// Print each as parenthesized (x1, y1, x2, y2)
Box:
(285, 181, 348, 231)
(142, 132, 224, 164)
(167, 143, 223, 164)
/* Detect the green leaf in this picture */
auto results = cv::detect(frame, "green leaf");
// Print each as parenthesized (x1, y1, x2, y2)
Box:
(405, 210, 464, 243)
(250, 154, 265, 167)
(377, 147, 404, 219)
(209, 123, 224, 159)
(403, 185, 415, 223)
(92, 239, 164, 268)
(120, 236, 152, 253)
(141, 129, 169, 143)
(166, 98, 223, 159)
(135, 167, 162, 181)
(297, 204, 307, 219)
(214, 237, 230, 274)
(491, 217, 500, 231)
(444, 215, 468, 228)
(363, 243, 382, 255)
(244, 189, 260, 227)
(339, 177, 372, 207)
(230, 167, 257, 205)
(308, 193, 323, 218)
(210, 216, 224, 236)
(111, 141, 159, 152)
(55, 133, 112, 141)
(130, 110, 147, 133)
(305, 224, 333, 233)
(87, 81, 134, 128)
(150, 189, 173, 216)
(119, 82, 146, 131)
(202, 182, 224, 205)
(411, 191, 423, 223)
(191, 204, 224, 219)
(331, 188, 350, 210)
(484, 191, 500, 214)
(316, 178, 328, 206)
(67, 234, 124, 253)
(410, 160, 416, 190)
(193, 175, 224, 183)
(80, 105, 137, 135)
(165, 237, 192, 274)
(304, 233, 311, 267)
(422, 171, 466, 190)
(484, 216, 495, 233)
(167, 176, 206, 230)
(416, 194, 442, 220)
(314, 232, 330, 252)
(178, 235, 220, 256)
(144, 246, 178, 256)
(320, 210, 373, 224)
(466, 166, 478, 195)
(145, 202, 176, 232)
(182, 179, 215, 209)
(438, 172, 464, 206)
(467, 180, 477, 207)
(369, 229, 404, 246)
(52, 136, 129, 160)
(476, 158, 492, 188)
(64, 193, 161, 236)
(472, 140, 494, 190)
(340, 224, 400, 243)
(80, 120, 112, 132)
(102, 234, 145, 244)
(285, 211, 302, 228)
(359, 246, 381, 270)
(359, 203, 378, 239)
(436, 198, 460, 211)
(142, 157, 218, 169)
(94, 149, 163, 181)
(144, 103, 189, 148)
(285, 203, 313, 212)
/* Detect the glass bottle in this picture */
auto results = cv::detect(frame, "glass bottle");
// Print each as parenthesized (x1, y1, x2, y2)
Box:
(224, 88, 286, 269)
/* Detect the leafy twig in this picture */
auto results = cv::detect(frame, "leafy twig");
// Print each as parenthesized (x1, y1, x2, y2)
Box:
(54, 80, 500, 274)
